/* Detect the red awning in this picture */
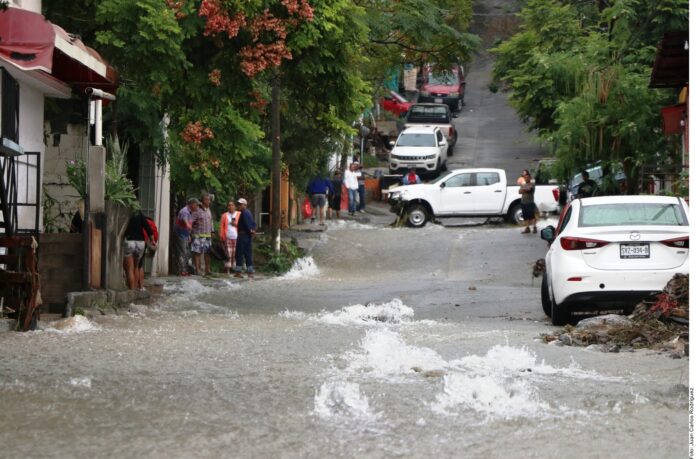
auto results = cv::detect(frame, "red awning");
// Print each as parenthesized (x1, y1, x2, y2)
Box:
(0, 7, 118, 93)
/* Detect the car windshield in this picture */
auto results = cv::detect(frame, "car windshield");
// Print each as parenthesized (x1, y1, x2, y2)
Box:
(406, 106, 450, 123)
(427, 71, 458, 85)
(579, 203, 688, 227)
(396, 133, 436, 147)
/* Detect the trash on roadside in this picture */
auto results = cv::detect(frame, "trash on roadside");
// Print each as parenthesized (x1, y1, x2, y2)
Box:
(538, 274, 689, 357)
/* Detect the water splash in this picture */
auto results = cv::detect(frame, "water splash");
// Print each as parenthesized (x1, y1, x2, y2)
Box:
(325, 220, 375, 231)
(314, 299, 414, 326)
(44, 315, 100, 333)
(68, 377, 92, 389)
(281, 257, 320, 279)
(313, 380, 380, 421)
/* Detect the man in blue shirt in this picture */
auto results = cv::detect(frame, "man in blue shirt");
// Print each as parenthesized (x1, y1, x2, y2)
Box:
(306, 174, 334, 225)
(234, 198, 258, 279)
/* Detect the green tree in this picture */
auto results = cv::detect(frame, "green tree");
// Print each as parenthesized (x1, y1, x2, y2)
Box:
(492, 0, 688, 190)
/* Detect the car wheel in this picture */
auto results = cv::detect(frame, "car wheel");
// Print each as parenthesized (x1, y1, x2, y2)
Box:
(407, 204, 429, 228)
(456, 98, 463, 112)
(507, 203, 523, 224)
(550, 295, 570, 326)
(441, 159, 447, 171)
(541, 272, 551, 317)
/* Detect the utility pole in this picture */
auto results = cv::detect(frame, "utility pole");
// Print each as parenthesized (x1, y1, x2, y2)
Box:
(271, 73, 282, 253)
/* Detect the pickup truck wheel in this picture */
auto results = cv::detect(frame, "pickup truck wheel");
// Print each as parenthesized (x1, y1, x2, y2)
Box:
(456, 98, 463, 112)
(541, 273, 552, 317)
(507, 203, 523, 224)
(407, 204, 429, 228)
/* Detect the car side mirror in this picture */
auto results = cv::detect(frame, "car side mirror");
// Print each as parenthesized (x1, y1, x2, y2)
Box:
(440, 182, 446, 188)
(540, 225, 555, 242)
(389, 140, 395, 146)
(439, 141, 447, 147)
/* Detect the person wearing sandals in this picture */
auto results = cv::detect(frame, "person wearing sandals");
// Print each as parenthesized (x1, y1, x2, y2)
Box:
(518, 169, 537, 234)
(219, 201, 240, 275)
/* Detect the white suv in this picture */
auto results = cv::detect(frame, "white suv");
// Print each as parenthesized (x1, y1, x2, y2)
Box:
(389, 126, 448, 177)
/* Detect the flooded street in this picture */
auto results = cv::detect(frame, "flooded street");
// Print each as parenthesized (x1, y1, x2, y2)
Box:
(0, 220, 688, 458)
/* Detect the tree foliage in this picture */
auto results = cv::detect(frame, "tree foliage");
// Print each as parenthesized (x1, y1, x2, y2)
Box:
(492, 0, 688, 188)
(44, 0, 478, 200)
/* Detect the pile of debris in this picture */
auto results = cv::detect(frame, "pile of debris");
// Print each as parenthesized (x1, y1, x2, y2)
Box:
(540, 274, 689, 358)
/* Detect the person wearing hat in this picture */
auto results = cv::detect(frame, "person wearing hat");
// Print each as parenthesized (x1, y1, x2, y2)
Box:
(174, 197, 199, 276)
(234, 198, 257, 279)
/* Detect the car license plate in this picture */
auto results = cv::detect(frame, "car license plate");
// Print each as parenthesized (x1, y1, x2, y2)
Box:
(434, 98, 443, 103)
(620, 243, 650, 259)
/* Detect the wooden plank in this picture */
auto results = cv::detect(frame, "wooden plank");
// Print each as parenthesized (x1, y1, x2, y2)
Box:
(90, 227, 102, 289)
(0, 236, 35, 248)
(0, 271, 33, 283)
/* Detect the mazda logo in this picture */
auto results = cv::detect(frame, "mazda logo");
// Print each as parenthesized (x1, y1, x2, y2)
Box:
(629, 231, 641, 241)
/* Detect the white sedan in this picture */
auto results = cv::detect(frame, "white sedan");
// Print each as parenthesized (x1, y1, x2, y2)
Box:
(540, 195, 689, 325)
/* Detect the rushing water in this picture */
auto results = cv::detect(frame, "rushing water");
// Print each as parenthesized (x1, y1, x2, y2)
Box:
(0, 222, 688, 458)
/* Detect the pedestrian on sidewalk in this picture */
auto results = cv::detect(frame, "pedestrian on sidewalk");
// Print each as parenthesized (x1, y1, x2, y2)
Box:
(306, 174, 334, 225)
(174, 198, 199, 276)
(123, 210, 155, 290)
(329, 169, 343, 219)
(192, 193, 214, 275)
(219, 201, 240, 275)
(234, 198, 257, 279)
(343, 163, 360, 216)
(356, 162, 366, 213)
(518, 169, 537, 234)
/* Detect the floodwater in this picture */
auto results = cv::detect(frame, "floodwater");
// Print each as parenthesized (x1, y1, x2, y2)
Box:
(0, 220, 688, 458)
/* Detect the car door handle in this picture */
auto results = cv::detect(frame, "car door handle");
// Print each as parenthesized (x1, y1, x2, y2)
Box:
(463, 191, 471, 194)
(494, 190, 502, 193)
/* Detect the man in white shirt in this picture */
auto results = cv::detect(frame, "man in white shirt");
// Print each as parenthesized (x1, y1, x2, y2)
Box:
(343, 163, 360, 216)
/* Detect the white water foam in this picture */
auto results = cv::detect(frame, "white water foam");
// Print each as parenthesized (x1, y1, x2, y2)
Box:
(281, 257, 320, 279)
(313, 380, 380, 421)
(68, 377, 92, 389)
(344, 328, 447, 379)
(432, 372, 549, 419)
(325, 220, 374, 231)
(278, 310, 308, 320)
(313, 299, 415, 326)
(44, 315, 100, 333)
(163, 278, 215, 294)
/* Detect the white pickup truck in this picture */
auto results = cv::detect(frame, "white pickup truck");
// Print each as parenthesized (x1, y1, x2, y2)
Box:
(387, 168, 560, 227)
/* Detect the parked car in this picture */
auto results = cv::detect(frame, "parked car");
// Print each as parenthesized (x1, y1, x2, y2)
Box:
(381, 90, 413, 118)
(540, 195, 689, 325)
(418, 65, 466, 112)
(567, 163, 626, 200)
(404, 103, 457, 156)
(388, 126, 448, 178)
(387, 168, 560, 227)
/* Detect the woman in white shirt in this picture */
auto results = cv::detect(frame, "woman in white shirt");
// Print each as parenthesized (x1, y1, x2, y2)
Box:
(219, 201, 240, 274)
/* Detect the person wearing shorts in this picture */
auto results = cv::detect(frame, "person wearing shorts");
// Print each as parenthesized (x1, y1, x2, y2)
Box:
(518, 169, 537, 234)
(123, 211, 154, 290)
(305, 174, 334, 225)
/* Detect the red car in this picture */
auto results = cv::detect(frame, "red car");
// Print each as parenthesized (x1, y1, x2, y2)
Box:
(418, 65, 466, 112)
(381, 91, 413, 117)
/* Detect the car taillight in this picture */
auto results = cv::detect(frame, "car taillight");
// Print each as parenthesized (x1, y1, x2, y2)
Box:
(552, 187, 559, 202)
(560, 237, 609, 250)
(660, 236, 689, 248)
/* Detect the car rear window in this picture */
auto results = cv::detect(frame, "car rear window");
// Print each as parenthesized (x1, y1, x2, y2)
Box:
(396, 133, 436, 147)
(579, 203, 688, 227)
(406, 106, 450, 123)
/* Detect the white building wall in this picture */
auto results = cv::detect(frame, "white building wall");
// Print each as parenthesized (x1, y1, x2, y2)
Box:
(16, 83, 45, 232)
(10, 0, 41, 13)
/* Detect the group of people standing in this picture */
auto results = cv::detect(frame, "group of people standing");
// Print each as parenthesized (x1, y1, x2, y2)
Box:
(174, 194, 257, 278)
(305, 161, 367, 225)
